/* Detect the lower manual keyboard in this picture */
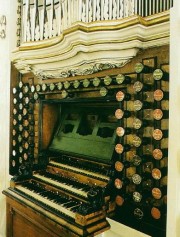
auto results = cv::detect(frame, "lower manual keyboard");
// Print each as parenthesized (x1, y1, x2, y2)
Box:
(15, 182, 80, 219)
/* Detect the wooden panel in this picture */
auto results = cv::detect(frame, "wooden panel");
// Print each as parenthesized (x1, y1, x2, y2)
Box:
(12, 212, 56, 237)
(5, 196, 79, 237)
(41, 103, 59, 150)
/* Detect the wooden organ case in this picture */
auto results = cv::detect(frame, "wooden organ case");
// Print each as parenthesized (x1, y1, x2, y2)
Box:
(3, 45, 169, 237)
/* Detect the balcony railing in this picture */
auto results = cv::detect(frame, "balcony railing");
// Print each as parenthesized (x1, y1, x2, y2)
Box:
(16, 0, 173, 45)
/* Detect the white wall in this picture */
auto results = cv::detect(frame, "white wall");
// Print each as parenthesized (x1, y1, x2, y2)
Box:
(167, 1, 180, 237)
(0, 1, 17, 237)
(0, 1, 179, 237)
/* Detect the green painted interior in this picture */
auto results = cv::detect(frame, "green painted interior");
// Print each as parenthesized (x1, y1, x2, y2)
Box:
(49, 103, 117, 162)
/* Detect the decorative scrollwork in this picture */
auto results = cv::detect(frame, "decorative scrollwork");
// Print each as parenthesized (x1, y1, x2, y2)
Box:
(33, 60, 130, 80)
(0, 15, 6, 39)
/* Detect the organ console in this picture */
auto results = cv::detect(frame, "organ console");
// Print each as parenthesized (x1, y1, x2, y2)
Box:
(3, 46, 169, 237)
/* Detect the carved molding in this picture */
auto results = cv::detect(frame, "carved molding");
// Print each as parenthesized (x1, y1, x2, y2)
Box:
(11, 12, 170, 79)
(0, 15, 6, 39)
(33, 61, 131, 79)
